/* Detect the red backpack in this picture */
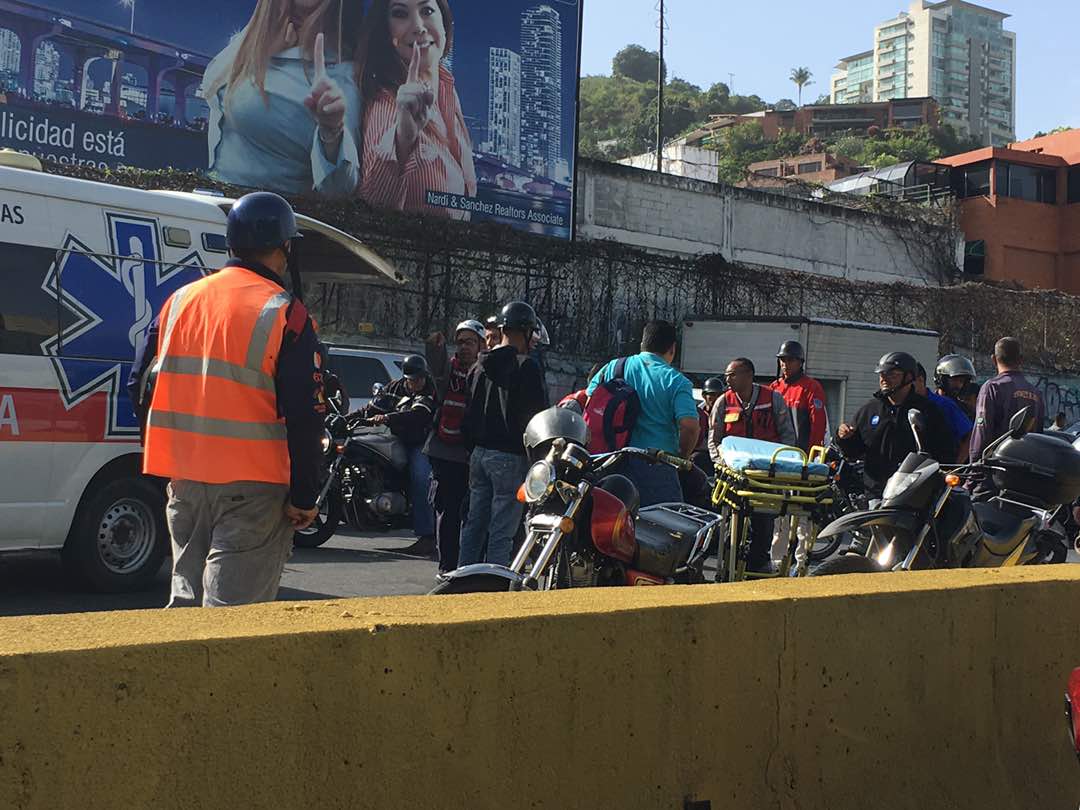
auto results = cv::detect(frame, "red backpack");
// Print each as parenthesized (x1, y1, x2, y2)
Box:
(583, 358, 641, 453)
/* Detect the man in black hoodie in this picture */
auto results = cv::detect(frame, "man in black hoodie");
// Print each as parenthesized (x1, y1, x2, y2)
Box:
(836, 351, 956, 499)
(458, 301, 548, 567)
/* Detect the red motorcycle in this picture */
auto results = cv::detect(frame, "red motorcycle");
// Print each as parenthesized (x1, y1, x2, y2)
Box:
(1066, 667, 1080, 762)
(431, 408, 722, 594)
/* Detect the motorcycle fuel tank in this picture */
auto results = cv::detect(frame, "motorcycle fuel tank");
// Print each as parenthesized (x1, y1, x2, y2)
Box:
(350, 426, 408, 470)
(590, 487, 636, 563)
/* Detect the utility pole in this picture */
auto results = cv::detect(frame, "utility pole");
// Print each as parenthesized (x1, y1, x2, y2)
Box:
(729, 73, 735, 95)
(655, 0, 666, 174)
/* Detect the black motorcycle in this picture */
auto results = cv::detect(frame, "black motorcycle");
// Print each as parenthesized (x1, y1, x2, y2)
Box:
(813, 406, 1080, 575)
(293, 383, 415, 548)
(807, 444, 867, 563)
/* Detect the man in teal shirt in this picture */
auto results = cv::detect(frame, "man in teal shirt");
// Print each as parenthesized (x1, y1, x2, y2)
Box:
(587, 321, 700, 505)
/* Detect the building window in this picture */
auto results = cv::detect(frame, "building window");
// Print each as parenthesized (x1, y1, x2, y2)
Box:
(756, 167, 779, 177)
(1069, 167, 1080, 204)
(798, 162, 823, 174)
(964, 241, 985, 276)
(998, 162, 1057, 204)
(957, 161, 991, 198)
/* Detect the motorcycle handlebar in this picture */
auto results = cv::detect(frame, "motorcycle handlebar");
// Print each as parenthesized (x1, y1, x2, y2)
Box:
(590, 447, 692, 472)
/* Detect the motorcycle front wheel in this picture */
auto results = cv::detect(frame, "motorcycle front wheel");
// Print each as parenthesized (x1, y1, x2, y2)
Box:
(808, 533, 844, 562)
(293, 489, 344, 549)
(810, 554, 885, 576)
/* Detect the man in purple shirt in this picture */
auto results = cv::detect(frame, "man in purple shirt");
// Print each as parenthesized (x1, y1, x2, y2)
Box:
(969, 337, 1045, 464)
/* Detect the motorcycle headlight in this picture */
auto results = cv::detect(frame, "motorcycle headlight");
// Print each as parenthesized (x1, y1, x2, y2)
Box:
(523, 460, 556, 503)
(320, 430, 333, 455)
(882, 471, 920, 500)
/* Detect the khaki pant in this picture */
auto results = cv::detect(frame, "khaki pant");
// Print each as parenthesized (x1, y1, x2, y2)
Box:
(165, 480, 293, 608)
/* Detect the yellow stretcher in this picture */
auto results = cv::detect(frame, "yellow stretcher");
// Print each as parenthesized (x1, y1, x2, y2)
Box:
(710, 438, 835, 582)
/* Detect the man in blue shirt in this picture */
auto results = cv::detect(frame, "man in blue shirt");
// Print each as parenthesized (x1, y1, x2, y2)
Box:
(587, 321, 700, 506)
(916, 363, 973, 462)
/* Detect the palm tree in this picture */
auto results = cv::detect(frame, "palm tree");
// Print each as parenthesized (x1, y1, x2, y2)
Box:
(790, 67, 813, 107)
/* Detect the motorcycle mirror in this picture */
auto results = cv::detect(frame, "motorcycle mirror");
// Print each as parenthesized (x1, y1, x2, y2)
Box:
(1008, 406, 1033, 438)
(907, 408, 926, 453)
(371, 382, 385, 397)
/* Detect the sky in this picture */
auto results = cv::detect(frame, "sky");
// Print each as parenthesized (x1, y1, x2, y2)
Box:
(579, 0, 1080, 140)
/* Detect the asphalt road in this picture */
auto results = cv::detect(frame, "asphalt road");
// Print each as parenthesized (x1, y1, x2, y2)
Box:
(1, 527, 1075, 618)
(0, 527, 437, 618)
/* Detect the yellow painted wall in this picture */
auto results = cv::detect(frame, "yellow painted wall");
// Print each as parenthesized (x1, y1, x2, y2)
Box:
(2, 567, 1080, 809)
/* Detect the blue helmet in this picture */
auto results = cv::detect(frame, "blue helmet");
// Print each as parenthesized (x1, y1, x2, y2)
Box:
(227, 192, 302, 252)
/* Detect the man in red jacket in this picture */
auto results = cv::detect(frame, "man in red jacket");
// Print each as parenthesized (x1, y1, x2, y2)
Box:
(770, 340, 828, 453)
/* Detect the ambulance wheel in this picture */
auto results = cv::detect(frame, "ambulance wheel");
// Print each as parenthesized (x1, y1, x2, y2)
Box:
(63, 477, 168, 592)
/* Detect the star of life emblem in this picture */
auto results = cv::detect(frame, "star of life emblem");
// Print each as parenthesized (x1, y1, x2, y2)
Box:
(40, 213, 210, 439)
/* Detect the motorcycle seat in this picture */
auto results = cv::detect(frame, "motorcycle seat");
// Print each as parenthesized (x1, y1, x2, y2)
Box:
(633, 506, 703, 579)
(972, 501, 1038, 556)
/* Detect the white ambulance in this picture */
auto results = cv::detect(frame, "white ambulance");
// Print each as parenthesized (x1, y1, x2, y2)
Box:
(0, 152, 400, 591)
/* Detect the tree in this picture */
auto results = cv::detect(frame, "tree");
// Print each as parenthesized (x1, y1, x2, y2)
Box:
(1032, 125, 1073, 138)
(774, 98, 797, 111)
(789, 67, 813, 107)
(812, 92, 832, 106)
(612, 44, 666, 85)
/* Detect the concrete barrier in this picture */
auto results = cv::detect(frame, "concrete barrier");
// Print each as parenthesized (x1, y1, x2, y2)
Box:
(2, 567, 1080, 809)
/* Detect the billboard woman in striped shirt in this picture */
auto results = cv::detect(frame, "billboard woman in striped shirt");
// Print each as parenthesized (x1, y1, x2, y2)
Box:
(358, 0, 477, 220)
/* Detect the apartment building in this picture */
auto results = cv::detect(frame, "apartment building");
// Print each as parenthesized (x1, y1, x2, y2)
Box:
(938, 129, 1080, 292)
(831, 1, 1016, 146)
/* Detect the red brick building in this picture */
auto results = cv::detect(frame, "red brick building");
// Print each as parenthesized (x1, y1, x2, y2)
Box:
(760, 98, 939, 140)
(938, 129, 1080, 292)
(743, 152, 864, 188)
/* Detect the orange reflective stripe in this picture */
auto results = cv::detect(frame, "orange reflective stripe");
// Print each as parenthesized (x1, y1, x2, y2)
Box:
(148, 410, 287, 441)
(246, 292, 292, 370)
(155, 355, 276, 392)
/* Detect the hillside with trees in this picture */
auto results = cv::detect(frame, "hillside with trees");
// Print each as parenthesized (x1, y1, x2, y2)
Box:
(580, 44, 982, 182)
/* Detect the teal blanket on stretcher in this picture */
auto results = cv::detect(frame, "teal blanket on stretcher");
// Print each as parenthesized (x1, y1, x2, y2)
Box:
(718, 437, 830, 479)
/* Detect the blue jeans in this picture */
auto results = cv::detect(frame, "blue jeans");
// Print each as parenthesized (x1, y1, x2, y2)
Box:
(408, 445, 435, 538)
(459, 448, 529, 567)
(619, 455, 683, 507)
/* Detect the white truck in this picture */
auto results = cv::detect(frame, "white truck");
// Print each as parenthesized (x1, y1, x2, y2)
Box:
(681, 317, 942, 428)
(0, 151, 401, 591)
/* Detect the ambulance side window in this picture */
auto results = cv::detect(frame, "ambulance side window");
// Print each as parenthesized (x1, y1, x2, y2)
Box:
(0, 243, 59, 356)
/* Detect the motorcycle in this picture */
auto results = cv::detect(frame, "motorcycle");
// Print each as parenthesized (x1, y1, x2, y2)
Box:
(431, 407, 724, 594)
(813, 406, 1080, 576)
(1066, 667, 1080, 763)
(293, 383, 415, 548)
(807, 444, 867, 563)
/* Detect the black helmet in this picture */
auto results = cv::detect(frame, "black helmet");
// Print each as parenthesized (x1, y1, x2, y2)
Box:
(875, 351, 918, 376)
(702, 377, 725, 394)
(497, 301, 538, 334)
(935, 355, 977, 387)
(484, 315, 500, 330)
(401, 354, 428, 379)
(777, 340, 805, 361)
(226, 192, 302, 252)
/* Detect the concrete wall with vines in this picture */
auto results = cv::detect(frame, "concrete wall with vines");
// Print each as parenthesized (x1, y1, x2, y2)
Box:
(47, 163, 1080, 381)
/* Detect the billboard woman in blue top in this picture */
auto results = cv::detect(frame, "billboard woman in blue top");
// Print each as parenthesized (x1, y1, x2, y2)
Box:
(202, 0, 364, 196)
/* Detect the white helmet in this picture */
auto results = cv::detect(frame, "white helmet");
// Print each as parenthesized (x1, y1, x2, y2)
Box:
(455, 319, 485, 341)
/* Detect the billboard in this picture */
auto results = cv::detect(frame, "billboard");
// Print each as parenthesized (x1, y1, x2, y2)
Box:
(0, 0, 582, 238)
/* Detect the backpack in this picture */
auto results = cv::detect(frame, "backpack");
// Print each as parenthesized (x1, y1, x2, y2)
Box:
(583, 358, 641, 453)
